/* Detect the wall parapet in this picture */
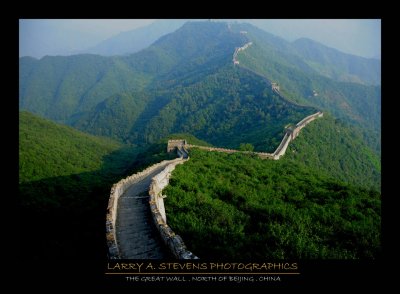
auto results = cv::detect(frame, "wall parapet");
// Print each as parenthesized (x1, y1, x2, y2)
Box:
(106, 158, 186, 259)
(148, 158, 199, 259)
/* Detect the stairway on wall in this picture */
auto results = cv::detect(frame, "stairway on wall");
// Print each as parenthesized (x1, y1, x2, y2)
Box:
(115, 162, 172, 259)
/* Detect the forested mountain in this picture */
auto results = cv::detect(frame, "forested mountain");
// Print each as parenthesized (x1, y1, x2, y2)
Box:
(292, 38, 381, 85)
(19, 22, 246, 123)
(20, 21, 316, 152)
(19, 54, 152, 122)
(19, 22, 380, 145)
(229, 23, 380, 85)
(73, 64, 315, 151)
(19, 20, 381, 169)
(231, 23, 381, 138)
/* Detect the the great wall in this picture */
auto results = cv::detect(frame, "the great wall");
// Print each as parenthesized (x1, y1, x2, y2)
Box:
(233, 41, 253, 65)
(167, 111, 323, 160)
(106, 111, 322, 259)
(106, 37, 323, 260)
(106, 156, 198, 259)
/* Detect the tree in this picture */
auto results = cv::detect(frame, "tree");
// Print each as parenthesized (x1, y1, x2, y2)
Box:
(239, 143, 254, 152)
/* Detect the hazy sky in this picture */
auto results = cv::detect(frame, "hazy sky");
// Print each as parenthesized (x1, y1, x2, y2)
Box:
(46, 19, 156, 38)
(19, 19, 381, 58)
(249, 19, 381, 58)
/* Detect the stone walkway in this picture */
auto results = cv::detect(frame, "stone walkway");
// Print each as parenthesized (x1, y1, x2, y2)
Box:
(116, 162, 172, 259)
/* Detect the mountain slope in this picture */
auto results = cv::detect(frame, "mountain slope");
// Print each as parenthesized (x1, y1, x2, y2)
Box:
(134, 65, 316, 151)
(72, 63, 316, 151)
(232, 23, 381, 139)
(164, 148, 380, 259)
(19, 111, 148, 259)
(69, 22, 316, 150)
(70, 92, 151, 143)
(19, 54, 152, 122)
(122, 21, 248, 80)
(284, 114, 380, 191)
(19, 21, 380, 154)
(292, 38, 381, 85)
(163, 113, 381, 259)
(231, 23, 380, 86)
(18, 21, 248, 124)
(19, 111, 124, 183)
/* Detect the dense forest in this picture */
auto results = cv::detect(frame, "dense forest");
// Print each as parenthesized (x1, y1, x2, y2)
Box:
(70, 64, 316, 152)
(164, 148, 380, 259)
(136, 66, 316, 151)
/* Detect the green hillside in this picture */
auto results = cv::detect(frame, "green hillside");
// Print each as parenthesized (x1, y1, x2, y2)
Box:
(129, 65, 316, 151)
(285, 114, 381, 191)
(292, 38, 381, 85)
(236, 42, 381, 135)
(164, 148, 381, 259)
(19, 22, 247, 125)
(70, 91, 151, 143)
(19, 111, 146, 258)
(19, 111, 124, 183)
(230, 23, 380, 86)
(19, 54, 151, 123)
(163, 114, 381, 259)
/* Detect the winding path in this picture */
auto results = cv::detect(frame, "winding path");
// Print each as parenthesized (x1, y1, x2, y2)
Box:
(115, 161, 172, 259)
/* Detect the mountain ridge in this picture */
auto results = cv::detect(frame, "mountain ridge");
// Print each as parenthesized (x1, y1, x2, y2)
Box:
(292, 37, 381, 85)
(19, 21, 380, 154)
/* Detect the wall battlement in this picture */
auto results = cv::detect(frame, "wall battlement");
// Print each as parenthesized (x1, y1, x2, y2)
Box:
(148, 159, 198, 259)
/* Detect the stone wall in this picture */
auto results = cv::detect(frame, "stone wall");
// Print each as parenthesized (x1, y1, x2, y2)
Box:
(148, 159, 199, 259)
(272, 111, 323, 159)
(107, 111, 323, 259)
(233, 42, 253, 65)
(187, 144, 241, 154)
(292, 111, 323, 139)
(106, 156, 198, 259)
(272, 132, 291, 160)
(178, 111, 323, 161)
(105, 158, 185, 259)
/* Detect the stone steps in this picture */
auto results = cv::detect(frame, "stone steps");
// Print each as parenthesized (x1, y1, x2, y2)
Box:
(115, 163, 172, 259)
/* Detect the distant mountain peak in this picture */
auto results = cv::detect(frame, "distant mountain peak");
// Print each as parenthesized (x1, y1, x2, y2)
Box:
(80, 19, 188, 56)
